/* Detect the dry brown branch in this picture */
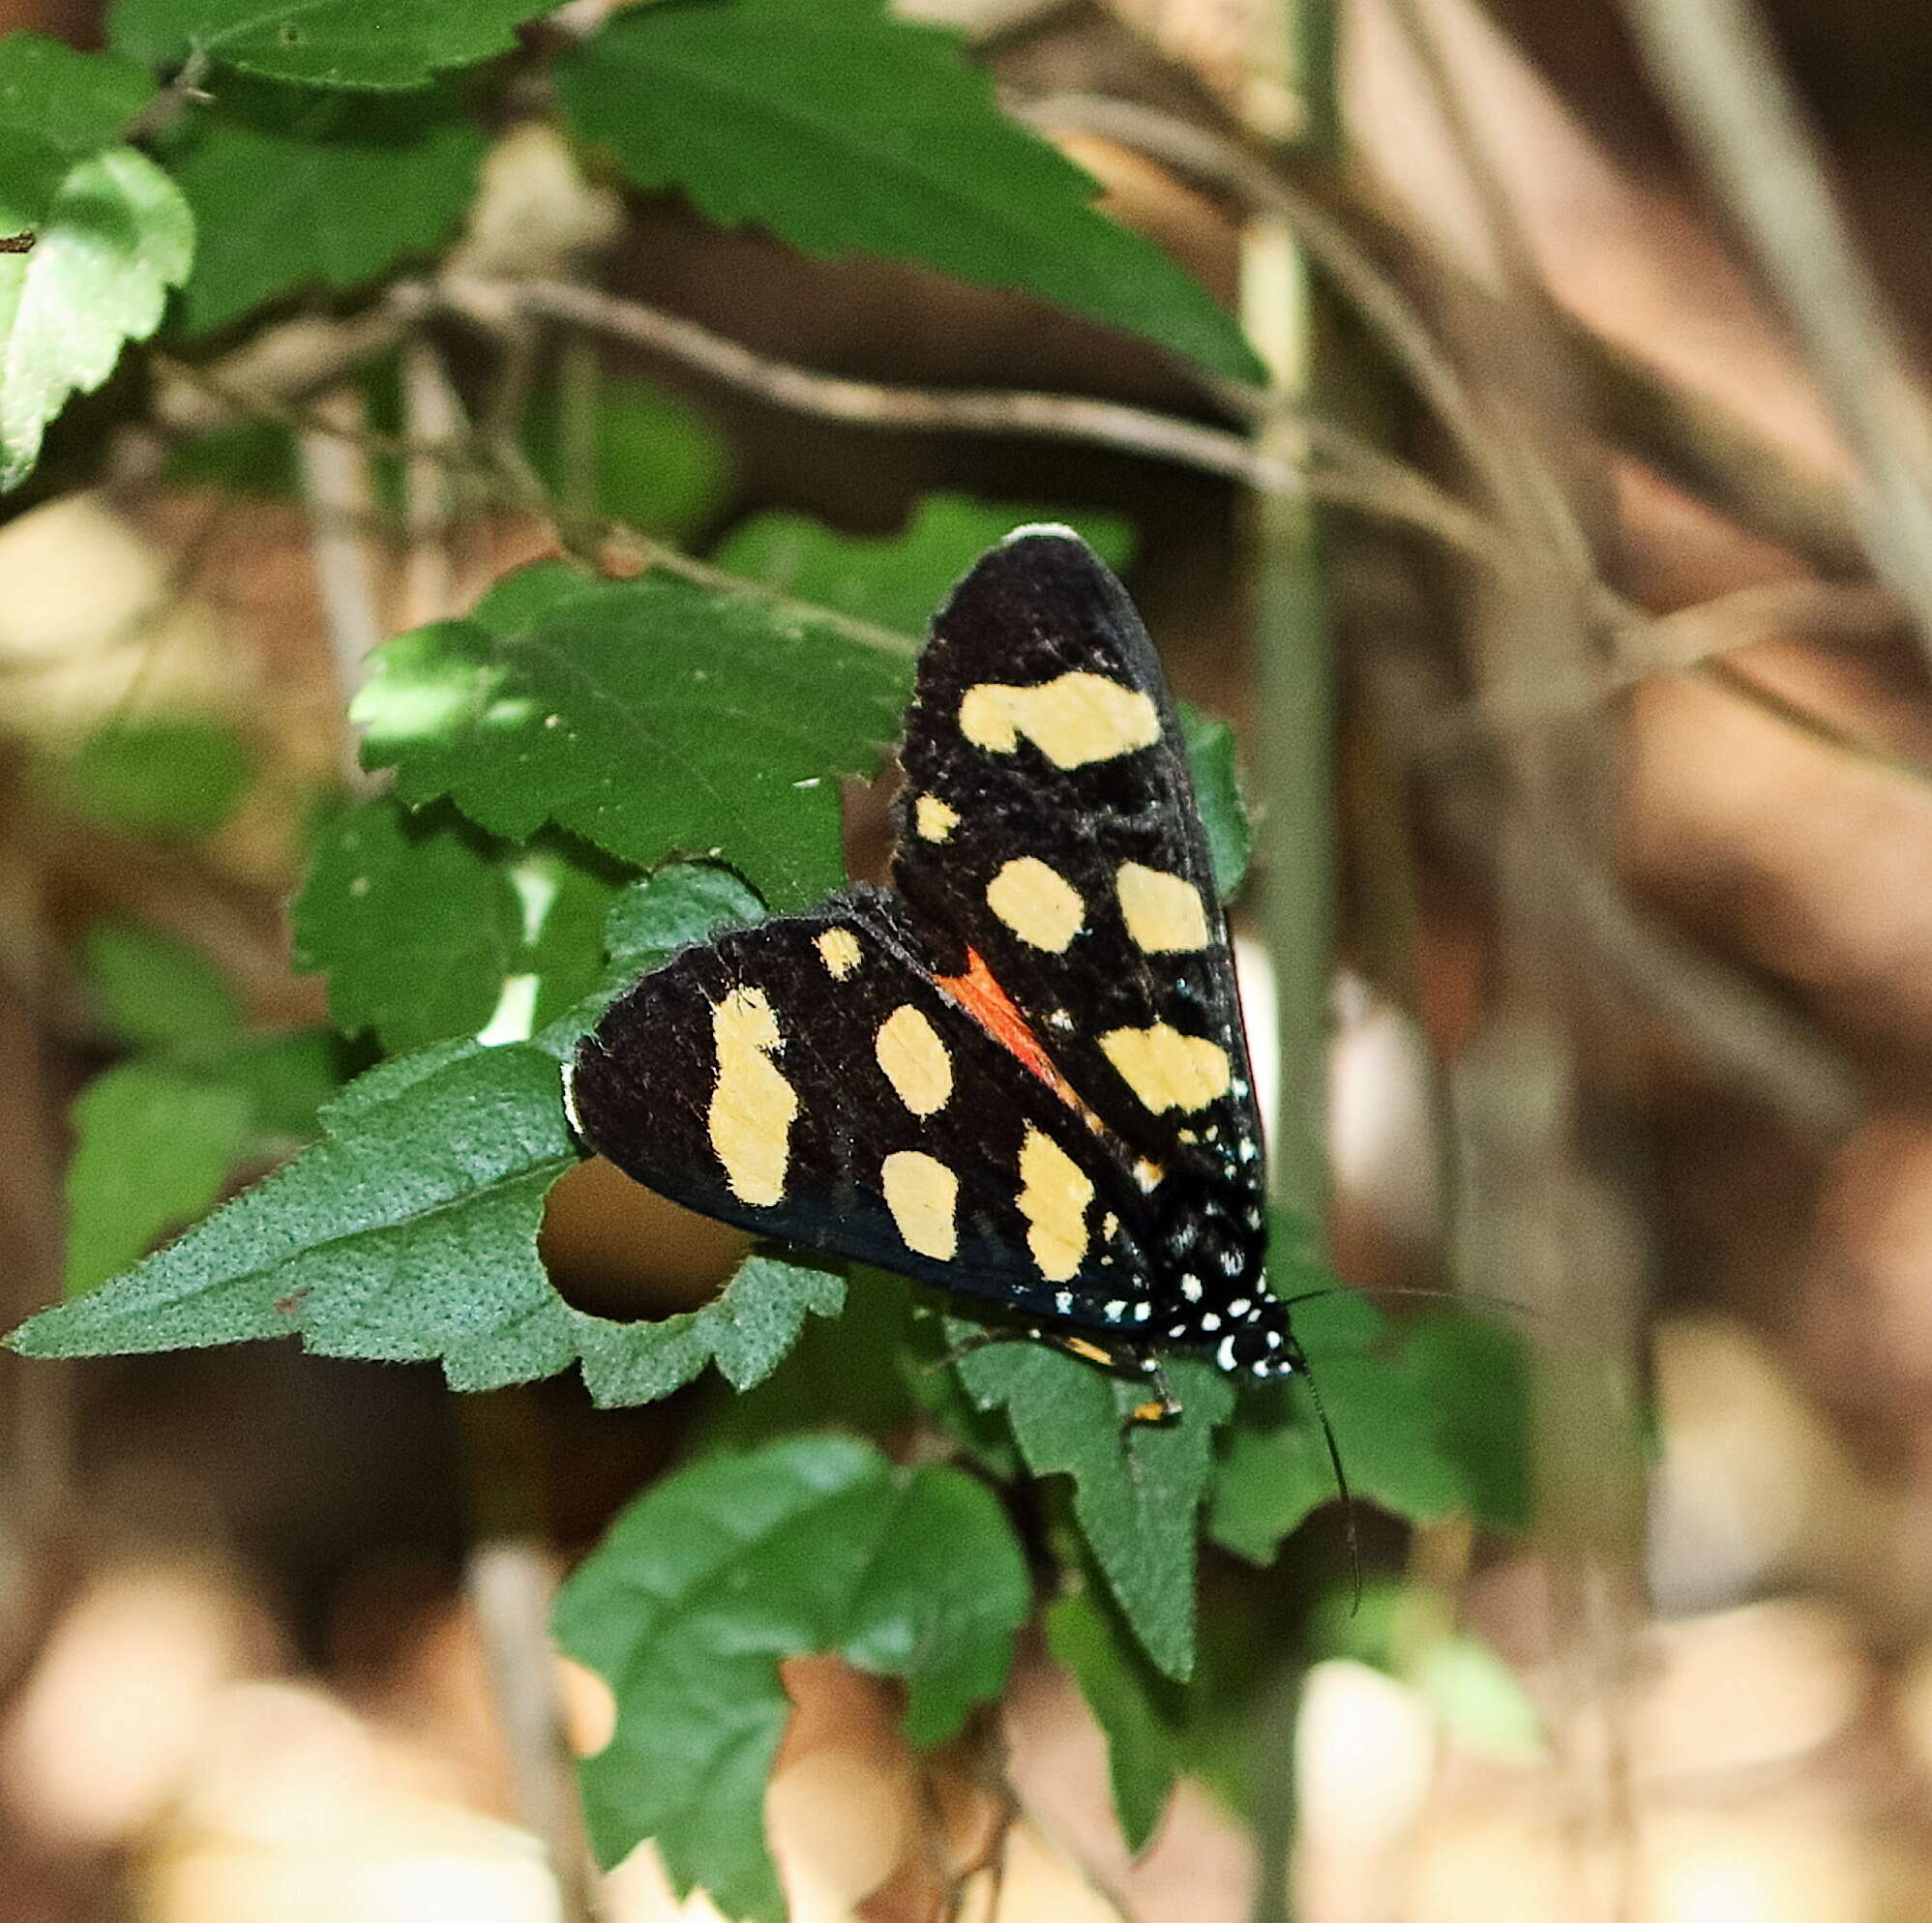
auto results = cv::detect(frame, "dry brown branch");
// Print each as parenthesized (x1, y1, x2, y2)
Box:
(429, 272, 1509, 565)
(1023, 87, 1864, 576)
(1618, 0, 1932, 666)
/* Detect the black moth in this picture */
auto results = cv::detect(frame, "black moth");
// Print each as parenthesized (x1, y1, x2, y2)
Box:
(565, 527, 1318, 1420)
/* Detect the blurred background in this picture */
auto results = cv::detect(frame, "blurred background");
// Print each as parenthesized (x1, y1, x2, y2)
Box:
(7, 0, 1932, 1918)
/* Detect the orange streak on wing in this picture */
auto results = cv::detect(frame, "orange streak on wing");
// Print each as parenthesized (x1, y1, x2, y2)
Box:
(935, 947, 1084, 1111)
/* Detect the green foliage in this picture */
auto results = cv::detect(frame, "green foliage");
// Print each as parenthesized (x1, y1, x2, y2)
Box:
(0, 34, 152, 156)
(166, 79, 485, 333)
(553, 1434, 1030, 1917)
(351, 563, 912, 912)
(712, 494, 1136, 636)
(63, 1024, 344, 1298)
(522, 375, 734, 544)
(1046, 1589, 1181, 1853)
(1179, 704, 1253, 901)
(65, 1063, 251, 1296)
(48, 715, 251, 839)
(1206, 1287, 1532, 1567)
(0, 144, 192, 490)
(956, 1334, 1234, 1680)
(555, 0, 1262, 383)
(64, 923, 343, 1296)
(110, 0, 550, 90)
(292, 798, 525, 1053)
(21, 865, 845, 1405)
(78, 920, 242, 1051)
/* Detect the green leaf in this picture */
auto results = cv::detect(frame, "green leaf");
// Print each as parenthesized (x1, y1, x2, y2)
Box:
(553, 1435, 1030, 1917)
(64, 1060, 251, 1296)
(0, 144, 193, 491)
(17, 871, 840, 1405)
(49, 715, 251, 838)
(692, 1267, 918, 1458)
(711, 495, 1137, 637)
(291, 797, 525, 1054)
(1206, 1285, 1532, 1567)
(1177, 704, 1251, 900)
(1045, 1589, 1180, 1854)
(955, 1335, 1233, 1679)
(0, 33, 154, 157)
(522, 375, 733, 544)
(166, 79, 486, 333)
(599, 861, 762, 980)
(0, 125, 70, 232)
(555, 1, 1262, 383)
(206, 1024, 348, 1142)
(352, 565, 912, 912)
(515, 847, 625, 1037)
(1405, 1308, 1532, 1533)
(110, 0, 552, 90)
(78, 921, 241, 1052)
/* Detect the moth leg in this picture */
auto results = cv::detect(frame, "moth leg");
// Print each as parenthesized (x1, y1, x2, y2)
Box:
(1128, 1351, 1183, 1426)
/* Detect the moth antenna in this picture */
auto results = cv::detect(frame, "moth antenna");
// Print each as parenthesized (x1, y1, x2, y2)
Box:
(1293, 1345, 1360, 1612)
(1276, 1282, 1540, 1326)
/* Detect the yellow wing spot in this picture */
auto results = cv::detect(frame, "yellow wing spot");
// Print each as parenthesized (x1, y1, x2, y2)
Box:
(881, 1150, 958, 1260)
(1100, 1024, 1232, 1114)
(1115, 861, 1210, 953)
(986, 856, 1085, 952)
(1018, 1126, 1093, 1282)
(816, 928, 862, 979)
(914, 794, 960, 843)
(958, 672, 1161, 769)
(707, 988, 797, 1205)
(875, 1003, 953, 1116)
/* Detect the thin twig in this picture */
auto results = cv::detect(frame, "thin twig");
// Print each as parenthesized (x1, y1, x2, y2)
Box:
(401, 340, 463, 628)
(295, 389, 384, 775)
(1415, 578, 1907, 754)
(1010, 91, 1523, 514)
(1618, 0, 1932, 669)
(1025, 82, 1864, 576)
(430, 273, 1509, 566)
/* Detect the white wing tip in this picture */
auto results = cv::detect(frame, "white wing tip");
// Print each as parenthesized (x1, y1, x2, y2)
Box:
(1001, 521, 1085, 547)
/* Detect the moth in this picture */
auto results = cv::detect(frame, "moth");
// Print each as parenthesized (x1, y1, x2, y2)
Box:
(565, 527, 1319, 1425)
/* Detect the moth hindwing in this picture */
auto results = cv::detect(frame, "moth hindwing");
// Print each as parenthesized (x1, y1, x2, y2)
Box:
(568, 527, 1296, 1383)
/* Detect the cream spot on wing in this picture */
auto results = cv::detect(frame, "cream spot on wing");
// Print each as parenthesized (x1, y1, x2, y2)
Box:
(958, 672, 1160, 769)
(707, 987, 797, 1205)
(1100, 1024, 1232, 1114)
(875, 1003, 953, 1116)
(914, 794, 959, 843)
(986, 857, 1084, 952)
(1115, 861, 1210, 953)
(816, 928, 862, 979)
(1017, 1125, 1092, 1282)
(881, 1150, 958, 1260)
